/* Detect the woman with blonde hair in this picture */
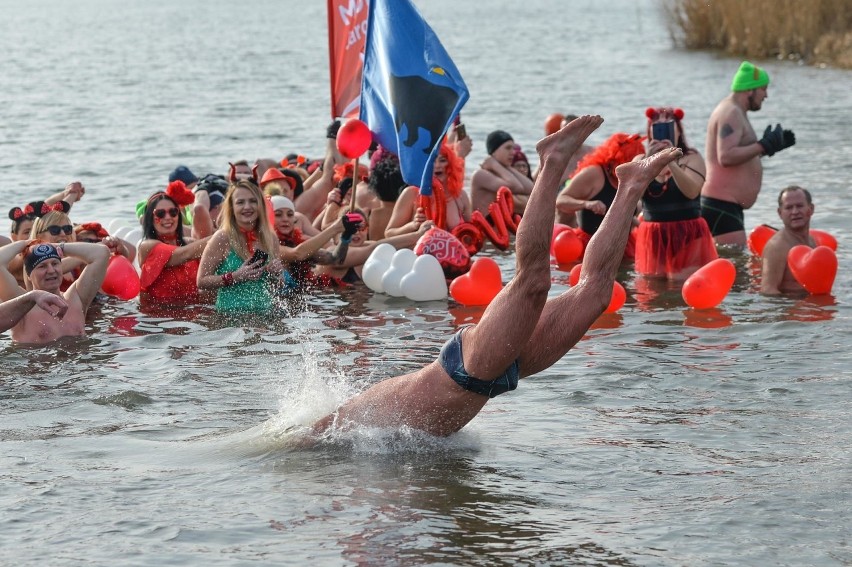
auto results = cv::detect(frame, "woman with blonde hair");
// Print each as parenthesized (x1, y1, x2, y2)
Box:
(197, 180, 281, 313)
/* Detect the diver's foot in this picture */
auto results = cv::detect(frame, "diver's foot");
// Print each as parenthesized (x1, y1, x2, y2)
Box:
(536, 115, 603, 169)
(615, 147, 682, 200)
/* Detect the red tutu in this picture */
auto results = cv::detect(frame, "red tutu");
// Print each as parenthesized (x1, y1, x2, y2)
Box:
(576, 227, 637, 261)
(635, 217, 717, 279)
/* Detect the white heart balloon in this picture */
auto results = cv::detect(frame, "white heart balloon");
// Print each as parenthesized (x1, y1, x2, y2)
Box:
(401, 254, 448, 301)
(107, 218, 130, 234)
(124, 227, 143, 248)
(381, 249, 417, 297)
(113, 226, 132, 240)
(362, 243, 396, 293)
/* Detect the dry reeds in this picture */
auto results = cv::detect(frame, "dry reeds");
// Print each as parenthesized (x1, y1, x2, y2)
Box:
(664, 0, 852, 68)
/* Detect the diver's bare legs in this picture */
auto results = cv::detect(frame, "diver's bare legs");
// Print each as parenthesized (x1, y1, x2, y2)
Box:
(519, 148, 683, 376)
(460, 115, 605, 379)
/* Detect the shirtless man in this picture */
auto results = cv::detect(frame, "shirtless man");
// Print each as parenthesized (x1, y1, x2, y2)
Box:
(761, 186, 815, 295)
(471, 130, 535, 216)
(310, 116, 683, 437)
(0, 291, 67, 334)
(0, 240, 109, 344)
(701, 61, 795, 246)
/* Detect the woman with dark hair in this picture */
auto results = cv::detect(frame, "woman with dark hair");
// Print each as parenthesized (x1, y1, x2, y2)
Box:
(555, 132, 646, 258)
(6, 201, 70, 286)
(138, 192, 212, 306)
(634, 106, 716, 280)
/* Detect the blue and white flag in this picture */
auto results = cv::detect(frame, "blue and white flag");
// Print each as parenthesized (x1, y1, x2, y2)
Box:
(359, 0, 469, 196)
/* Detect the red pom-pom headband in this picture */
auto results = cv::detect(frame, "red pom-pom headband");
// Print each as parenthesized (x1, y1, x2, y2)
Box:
(646, 107, 685, 121)
(75, 222, 109, 239)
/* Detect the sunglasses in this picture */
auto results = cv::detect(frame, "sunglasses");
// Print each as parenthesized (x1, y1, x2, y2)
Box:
(41, 224, 74, 236)
(154, 207, 180, 219)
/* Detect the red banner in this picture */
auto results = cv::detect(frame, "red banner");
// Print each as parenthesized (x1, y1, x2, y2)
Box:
(327, 0, 369, 119)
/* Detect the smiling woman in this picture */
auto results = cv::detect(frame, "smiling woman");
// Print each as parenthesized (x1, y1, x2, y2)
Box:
(196, 180, 281, 313)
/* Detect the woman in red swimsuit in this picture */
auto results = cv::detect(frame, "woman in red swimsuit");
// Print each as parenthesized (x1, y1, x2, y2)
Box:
(138, 192, 213, 307)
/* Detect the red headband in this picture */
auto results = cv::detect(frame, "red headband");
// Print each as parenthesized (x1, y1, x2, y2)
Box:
(165, 180, 195, 206)
(75, 222, 109, 239)
(645, 107, 685, 122)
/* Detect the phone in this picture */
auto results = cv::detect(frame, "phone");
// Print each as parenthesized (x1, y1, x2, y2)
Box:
(455, 122, 467, 140)
(651, 121, 676, 143)
(249, 249, 269, 265)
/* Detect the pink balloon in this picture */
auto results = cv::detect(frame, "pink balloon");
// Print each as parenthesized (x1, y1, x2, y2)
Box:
(101, 255, 141, 300)
(336, 119, 373, 159)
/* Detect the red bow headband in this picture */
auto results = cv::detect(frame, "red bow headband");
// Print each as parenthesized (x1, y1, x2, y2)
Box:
(75, 222, 109, 239)
(8, 200, 70, 221)
(165, 180, 195, 207)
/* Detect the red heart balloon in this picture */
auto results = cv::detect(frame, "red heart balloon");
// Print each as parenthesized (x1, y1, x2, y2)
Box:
(552, 229, 584, 264)
(101, 255, 141, 300)
(787, 245, 837, 295)
(415, 227, 471, 279)
(449, 257, 503, 306)
(336, 119, 373, 159)
(605, 282, 626, 313)
(567, 263, 625, 312)
(747, 224, 777, 256)
(809, 229, 837, 251)
(544, 113, 564, 136)
(681, 258, 736, 309)
(551, 223, 572, 254)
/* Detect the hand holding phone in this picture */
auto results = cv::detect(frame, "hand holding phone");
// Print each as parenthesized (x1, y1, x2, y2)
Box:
(651, 121, 676, 144)
(249, 249, 269, 266)
(455, 123, 467, 140)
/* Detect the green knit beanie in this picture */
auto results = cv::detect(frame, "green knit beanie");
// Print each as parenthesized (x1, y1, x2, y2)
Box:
(731, 61, 770, 92)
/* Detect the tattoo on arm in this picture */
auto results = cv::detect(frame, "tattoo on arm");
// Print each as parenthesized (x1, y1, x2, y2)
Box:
(719, 123, 735, 139)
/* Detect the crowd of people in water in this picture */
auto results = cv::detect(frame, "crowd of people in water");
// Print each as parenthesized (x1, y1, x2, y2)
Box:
(1, 58, 825, 434)
(0, 61, 815, 345)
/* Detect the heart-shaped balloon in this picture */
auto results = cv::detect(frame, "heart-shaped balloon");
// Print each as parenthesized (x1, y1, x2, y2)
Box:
(552, 228, 584, 264)
(414, 227, 471, 279)
(381, 248, 417, 297)
(362, 243, 396, 293)
(108, 218, 130, 235)
(567, 264, 625, 312)
(809, 229, 837, 251)
(747, 224, 777, 256)
(449, 257, 503, 306)
(787, 245, 837, 295)
(101, 255, 141, 300)
(551, 223, 573, 254)
(113, 225, 133, 240)
(401, 254, 448, 301)
(681, 258, 736, 309)
(123, 227, 143, 248)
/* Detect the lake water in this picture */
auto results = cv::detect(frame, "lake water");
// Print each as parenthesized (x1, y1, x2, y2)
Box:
(2, 0, 851, 565)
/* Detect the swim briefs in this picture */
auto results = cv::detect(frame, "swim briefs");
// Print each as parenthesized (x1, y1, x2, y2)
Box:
(438, 327, 519, 398)
(700, 196, 745, 236)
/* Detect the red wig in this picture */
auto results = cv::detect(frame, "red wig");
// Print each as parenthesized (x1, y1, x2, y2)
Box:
(438, 143, 464, 199)
(573, 133, 645, 176)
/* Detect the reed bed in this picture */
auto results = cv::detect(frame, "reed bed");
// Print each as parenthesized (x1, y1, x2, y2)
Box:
(664, 0, 852, 68)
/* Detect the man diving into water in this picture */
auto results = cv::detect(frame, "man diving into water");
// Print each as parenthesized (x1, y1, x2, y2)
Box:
(311, 115, 683, 437)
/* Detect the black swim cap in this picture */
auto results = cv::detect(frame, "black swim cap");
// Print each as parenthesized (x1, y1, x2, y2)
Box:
(24, 243, 61, 275)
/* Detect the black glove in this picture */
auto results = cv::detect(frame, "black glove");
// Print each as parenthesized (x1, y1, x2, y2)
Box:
(341, 213, 362, 241)
(326, 120, 342, 140)
(759, 124, 796, 157)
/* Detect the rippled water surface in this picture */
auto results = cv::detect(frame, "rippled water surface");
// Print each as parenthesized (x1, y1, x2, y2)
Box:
(2, 0, 851, 565)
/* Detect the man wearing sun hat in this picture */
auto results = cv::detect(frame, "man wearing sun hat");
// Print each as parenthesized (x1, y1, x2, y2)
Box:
(701, 60, 796, 247)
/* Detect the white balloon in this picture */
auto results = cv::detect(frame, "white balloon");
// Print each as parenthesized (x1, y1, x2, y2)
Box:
(124, 227, 143, 248)
(113, 226, 132, 240)
(381, 249, 417, 297)
(401, 254, 448, 301)
(107, 218, 130, 234)
(362, 243, 396, 293)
